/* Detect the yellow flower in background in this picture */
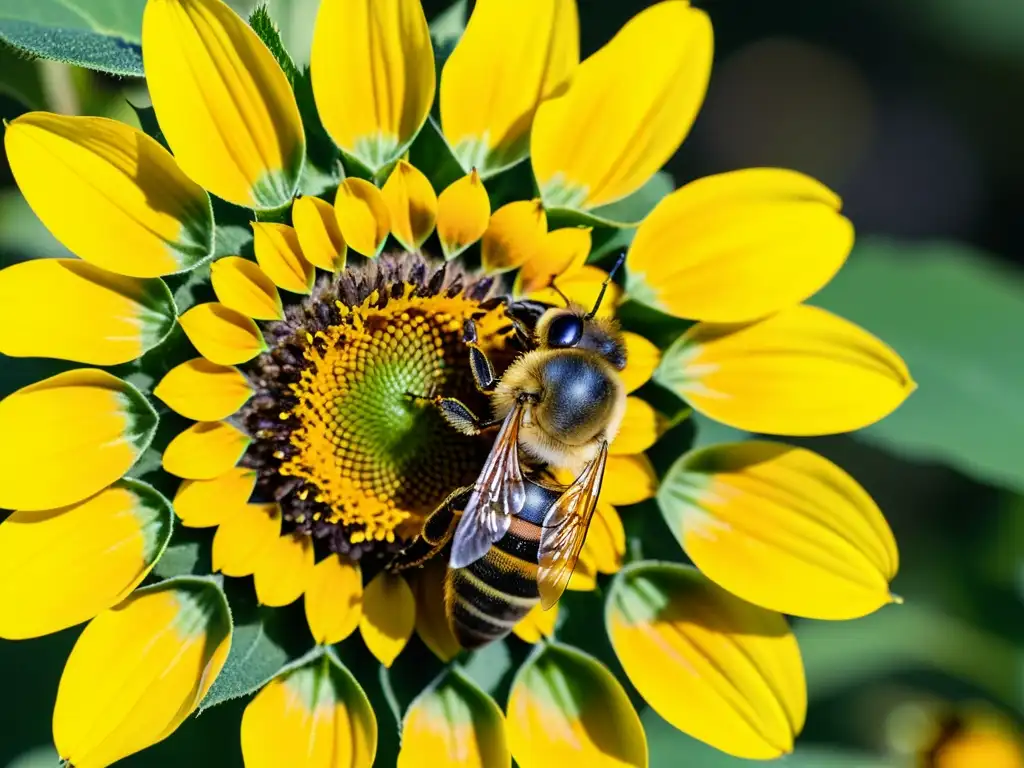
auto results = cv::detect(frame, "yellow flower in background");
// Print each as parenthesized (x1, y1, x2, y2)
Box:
(0, 0, 916, 766)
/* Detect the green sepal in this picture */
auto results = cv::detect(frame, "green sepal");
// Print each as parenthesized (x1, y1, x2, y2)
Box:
(0, 0, 145, 76)
(151, 535, 207, 580)
(429, 0, 467, 83)
(247, 5, 298, 85)
(128, 102, 168, 150)
(408, 116, 464, 193)
(547, 171, 675, 234)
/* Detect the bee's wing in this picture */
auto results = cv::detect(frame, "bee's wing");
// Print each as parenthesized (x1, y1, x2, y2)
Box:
(536, 441, 608, 609)
(449, 405, 526, 569)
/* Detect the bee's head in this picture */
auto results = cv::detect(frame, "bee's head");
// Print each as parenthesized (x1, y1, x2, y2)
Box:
(535, 254, 628, 369)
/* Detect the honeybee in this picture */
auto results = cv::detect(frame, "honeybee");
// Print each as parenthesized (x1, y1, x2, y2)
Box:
(418, 259, 627, 648)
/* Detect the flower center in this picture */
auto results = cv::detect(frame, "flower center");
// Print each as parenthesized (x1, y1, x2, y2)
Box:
(241, 255, 514, 559)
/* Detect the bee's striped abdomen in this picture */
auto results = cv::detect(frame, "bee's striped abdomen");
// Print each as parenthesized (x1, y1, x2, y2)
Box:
(446, 516, 541, 649)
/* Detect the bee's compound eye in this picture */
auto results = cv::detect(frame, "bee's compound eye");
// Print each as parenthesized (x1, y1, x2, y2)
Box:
(546, 313, 584, 348)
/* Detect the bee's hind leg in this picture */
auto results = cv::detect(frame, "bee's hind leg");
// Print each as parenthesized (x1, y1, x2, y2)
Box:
(462, 319, 498, 392)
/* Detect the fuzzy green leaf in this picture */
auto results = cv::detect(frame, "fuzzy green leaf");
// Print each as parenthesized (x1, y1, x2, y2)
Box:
(200, 583, 313, 711)
(0, 0, 145, 76)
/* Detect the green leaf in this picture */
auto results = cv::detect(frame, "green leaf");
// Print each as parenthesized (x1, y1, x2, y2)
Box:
(0, 0, 145, 76)
(0, 189, 74, 264)
(262, 0, 318, 68)
(813, 238, 1024, 492)
(0, 46, 44, 111)
(200, 583, 313, 711)
(644, 708, 899, 768)
(795, 604, 1021, 708)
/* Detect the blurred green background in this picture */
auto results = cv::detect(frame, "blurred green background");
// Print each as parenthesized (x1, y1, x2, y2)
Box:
(2, 0, 1024, 766)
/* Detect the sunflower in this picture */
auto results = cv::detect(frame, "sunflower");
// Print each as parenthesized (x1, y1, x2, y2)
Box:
(0, 0, 915, 766)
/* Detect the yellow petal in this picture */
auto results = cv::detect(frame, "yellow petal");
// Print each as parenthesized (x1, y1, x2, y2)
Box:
(601, 454, 658, 507)
(655, 304, 916, 436)
(173, 466, 256, 528)
(531, 1, 713, 210)
(527, 265, 621, 319)
(293, 195, 347, 271)
(659, 441, 899, 620)
(311, 0, 434, 172)
(54, 578, 232, 768)
(252, 222, 316, 294)
(241, 652, 377, 768)
(162, 421, 250, 480)
(253, 532, 315, 607)
(179, 302, 267, 365)
(610, 398, 664, 455)
(4, 112, 213, 277)
(436, 170, 491, 260)
(581, 502, 625, 575)
(626, 169, 854, 321)
(382, 160, 438, 250)
(440, 0, 578, 176)
(481, 199, 547, 273)
(305, 554, 362, 645)
(210, 256, 283, 320)
(507, 642, 647, 768)
(567, 554, 598, 593)
(0, 369, 157, 511)
(334, 178, 391, 257)
(142, 0, 304, 209)
(512, 602, 559, 644)
(212, 503, 282, 577)
(154, 357, 253, 421)
(0, 259, 176, 365)
(399, 668, 510, 768)
(620, 332, 660, 394)
(931, 721, 1024, 768)
(607, 563, 806, 759)
(0, 479, 172, 640)
(411, 556, 461, 662)
(359, 571, 415, 667)
(513, 227, 592, 295)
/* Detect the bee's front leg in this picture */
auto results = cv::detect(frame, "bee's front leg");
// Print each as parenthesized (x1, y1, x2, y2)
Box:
(463, 319, 498, 392)
(432, 396, 501, 435)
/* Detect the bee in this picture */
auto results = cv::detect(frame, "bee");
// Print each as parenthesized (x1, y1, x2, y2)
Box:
(414, 257, 627, 648)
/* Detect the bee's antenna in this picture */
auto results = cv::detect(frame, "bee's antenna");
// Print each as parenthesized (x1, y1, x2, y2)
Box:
(549, 274, 572, 307)
(587, 252, 627, 318)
